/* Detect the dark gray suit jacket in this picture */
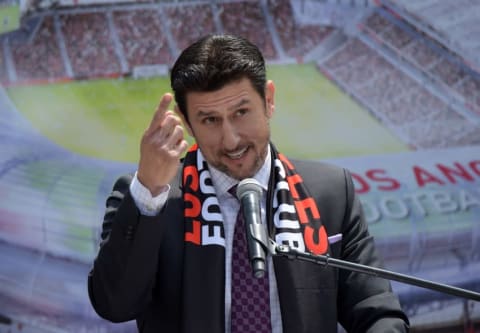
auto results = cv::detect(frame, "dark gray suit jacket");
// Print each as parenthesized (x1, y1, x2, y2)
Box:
(88, 160, 409, 332)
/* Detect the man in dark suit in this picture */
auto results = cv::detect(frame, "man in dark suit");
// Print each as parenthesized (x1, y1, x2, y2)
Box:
(88, 34, 409, 332)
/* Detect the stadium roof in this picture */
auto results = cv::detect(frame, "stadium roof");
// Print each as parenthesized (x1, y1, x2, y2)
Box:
(382, 0, 480, 73)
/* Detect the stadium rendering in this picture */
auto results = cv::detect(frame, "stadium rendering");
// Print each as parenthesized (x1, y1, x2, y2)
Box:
(0, 0, 479, 332)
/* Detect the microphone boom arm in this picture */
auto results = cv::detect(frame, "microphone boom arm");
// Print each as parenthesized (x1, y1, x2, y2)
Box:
(268, 241, 480, 302)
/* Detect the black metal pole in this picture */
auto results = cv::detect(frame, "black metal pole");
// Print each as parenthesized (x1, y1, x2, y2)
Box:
(275, 244, 480, 302)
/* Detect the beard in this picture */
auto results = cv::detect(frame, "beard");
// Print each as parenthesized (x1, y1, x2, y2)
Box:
(211, 140, 269, 180)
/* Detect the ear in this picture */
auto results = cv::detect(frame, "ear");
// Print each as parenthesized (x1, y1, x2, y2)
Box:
(174, 105, 193, 137)
(265, 80, 275, 118)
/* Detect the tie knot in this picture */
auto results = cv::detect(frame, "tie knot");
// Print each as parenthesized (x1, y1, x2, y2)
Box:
(228, 184, 238, 199)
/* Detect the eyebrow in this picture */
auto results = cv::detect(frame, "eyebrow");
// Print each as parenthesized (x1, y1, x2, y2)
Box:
(196, 98, 251, 117)
(229, 98, 250, 110)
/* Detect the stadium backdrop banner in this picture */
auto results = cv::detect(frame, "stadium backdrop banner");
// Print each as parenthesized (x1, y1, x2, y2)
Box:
(1, 0, 480, 331)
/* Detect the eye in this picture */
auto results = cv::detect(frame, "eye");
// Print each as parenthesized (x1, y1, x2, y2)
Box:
(202, 116, 218, 125)
(235, 108, 248, 117)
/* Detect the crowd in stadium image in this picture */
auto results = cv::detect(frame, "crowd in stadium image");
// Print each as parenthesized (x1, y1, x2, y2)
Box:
(4, 0, 334, 81)
(0, 0, 479, 332)
(2, 0, 479, 151)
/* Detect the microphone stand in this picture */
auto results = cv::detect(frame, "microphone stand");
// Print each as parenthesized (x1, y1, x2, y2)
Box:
(257, 238, 480, 302)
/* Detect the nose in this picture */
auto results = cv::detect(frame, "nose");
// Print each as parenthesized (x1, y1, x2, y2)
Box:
(221, 120, 240, 151)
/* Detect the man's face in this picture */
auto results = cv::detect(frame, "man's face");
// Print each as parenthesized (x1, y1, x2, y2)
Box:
(181, 77, 275, 180)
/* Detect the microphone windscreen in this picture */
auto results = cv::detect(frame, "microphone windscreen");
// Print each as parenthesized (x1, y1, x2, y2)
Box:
(236, 178, 262, 199)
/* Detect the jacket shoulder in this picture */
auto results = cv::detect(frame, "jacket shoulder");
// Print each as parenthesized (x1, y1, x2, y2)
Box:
(291, 159, 351, 192)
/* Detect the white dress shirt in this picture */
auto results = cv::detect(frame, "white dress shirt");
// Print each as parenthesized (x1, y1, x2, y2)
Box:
(130, 146, 283, 333)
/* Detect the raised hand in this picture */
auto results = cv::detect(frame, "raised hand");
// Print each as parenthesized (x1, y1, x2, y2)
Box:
(137, 93, 189, 196)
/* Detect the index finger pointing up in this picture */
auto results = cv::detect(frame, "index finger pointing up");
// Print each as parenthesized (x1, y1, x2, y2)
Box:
(146, 93, 174, 134)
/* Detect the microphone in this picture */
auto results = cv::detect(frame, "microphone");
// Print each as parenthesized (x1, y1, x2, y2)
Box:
(236, 178, 268, 278)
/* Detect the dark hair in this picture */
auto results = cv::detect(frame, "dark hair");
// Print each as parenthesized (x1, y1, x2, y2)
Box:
(170, 34, 266, 122)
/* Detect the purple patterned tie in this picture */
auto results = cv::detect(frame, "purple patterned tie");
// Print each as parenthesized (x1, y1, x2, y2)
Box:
(230, 186, 272, 333)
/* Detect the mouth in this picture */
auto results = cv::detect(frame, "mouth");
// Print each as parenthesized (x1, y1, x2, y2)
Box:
(225, 146, 249, 160)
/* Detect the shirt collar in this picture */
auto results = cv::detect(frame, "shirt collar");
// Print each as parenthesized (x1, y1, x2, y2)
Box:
(208, 145, 271, 199)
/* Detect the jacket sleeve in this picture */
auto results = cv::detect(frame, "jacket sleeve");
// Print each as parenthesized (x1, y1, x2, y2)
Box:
(337, 168, 410, 332)
(87, 174, 169, 323)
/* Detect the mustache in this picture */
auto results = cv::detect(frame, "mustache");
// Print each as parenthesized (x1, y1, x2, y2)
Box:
(222, 144, 250, 154)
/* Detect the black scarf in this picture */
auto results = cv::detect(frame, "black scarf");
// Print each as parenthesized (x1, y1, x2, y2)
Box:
(181, 143, 329, 332)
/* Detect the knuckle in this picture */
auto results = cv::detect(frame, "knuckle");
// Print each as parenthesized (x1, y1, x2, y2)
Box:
(172, 126, 182, 135)
(166, 113, 179, 125)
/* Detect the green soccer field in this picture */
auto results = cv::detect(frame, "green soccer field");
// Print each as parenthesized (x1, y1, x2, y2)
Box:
(6, 63, 409, 163)
(0, 4, 19, 34)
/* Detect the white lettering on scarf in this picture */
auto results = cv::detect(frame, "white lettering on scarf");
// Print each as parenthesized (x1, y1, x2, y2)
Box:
(275, 232, 305, 252)
(196, 151, 225, 246)
(272, 157, 306, 252)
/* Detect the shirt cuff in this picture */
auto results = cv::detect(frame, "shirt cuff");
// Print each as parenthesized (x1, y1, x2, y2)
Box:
(129, 172, 170, 216)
